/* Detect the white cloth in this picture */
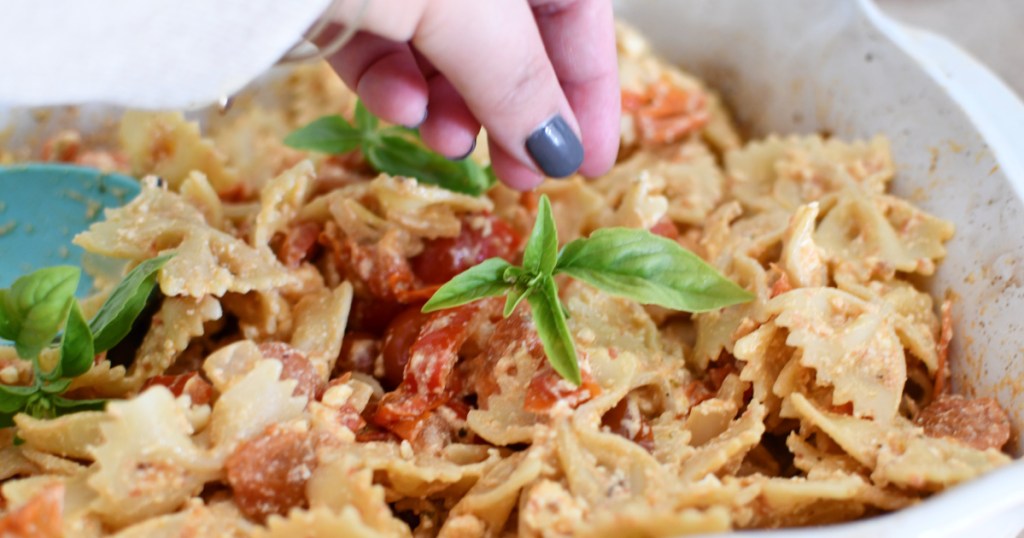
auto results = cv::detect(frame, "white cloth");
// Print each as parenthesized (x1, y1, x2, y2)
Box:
(0, 0, 331, 109)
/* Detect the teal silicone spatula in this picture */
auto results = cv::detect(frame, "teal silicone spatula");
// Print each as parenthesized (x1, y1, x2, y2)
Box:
(0, 164, 140, 295)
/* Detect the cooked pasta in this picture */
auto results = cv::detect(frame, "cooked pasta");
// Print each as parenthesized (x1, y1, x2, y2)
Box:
(0, 23, 1012, 537)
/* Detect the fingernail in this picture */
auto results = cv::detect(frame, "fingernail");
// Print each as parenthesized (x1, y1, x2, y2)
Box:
(450, 138, 477, 161)
(525, 115, 583, 178)
(406, 109, 428, 129)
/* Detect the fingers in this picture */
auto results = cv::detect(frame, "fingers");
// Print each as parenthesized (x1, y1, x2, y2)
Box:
(532, 0, 620, 177)
(488, 138, 545, 191)
(325, 31, 428, 127)
(413, 0, 584, 180)
(418, 75, 480, 160)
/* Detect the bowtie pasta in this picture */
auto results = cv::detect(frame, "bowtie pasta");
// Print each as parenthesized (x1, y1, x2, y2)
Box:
(0, 23, 1012, 538)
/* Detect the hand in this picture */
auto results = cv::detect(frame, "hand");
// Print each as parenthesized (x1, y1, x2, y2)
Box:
(322, 0, 620, 190)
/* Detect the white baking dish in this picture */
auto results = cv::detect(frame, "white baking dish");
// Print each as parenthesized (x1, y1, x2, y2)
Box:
(2, 0, 1023, 534)
(615, 0, 1024, 535)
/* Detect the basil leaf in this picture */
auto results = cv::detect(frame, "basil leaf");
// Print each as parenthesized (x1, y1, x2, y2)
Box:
(0, 382, 37, 401)
(39, 378, 72, 395)
(0, 290, 14, 341)
(59, 302, 94, 379)
(422, 258, 512, 313)
(527, 275, 580, 385)
(354, 101, 378, 133)
(365, 136, 494, 196)
(51, 396, 106, 415)
(503, 285, 531, 317)
(555, 228, 754, 313)
(0, 413, 16, 429)
(284, 115, 363, 154)
(3, 266, 80, 359)
(0, 393, 28, 415)
(522, 195, 558, 275)
(90, 254, 173, 353)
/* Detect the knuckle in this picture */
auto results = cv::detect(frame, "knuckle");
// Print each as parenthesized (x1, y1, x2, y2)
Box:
(487, 53, 556, 119)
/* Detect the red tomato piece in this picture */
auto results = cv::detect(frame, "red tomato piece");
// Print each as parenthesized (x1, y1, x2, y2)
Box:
(411, 215, 521, 284)
(142, 372, 213, 406)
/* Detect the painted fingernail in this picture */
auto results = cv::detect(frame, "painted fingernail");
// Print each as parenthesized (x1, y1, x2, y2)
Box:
(525, 115, 584, 178)
(451, 138, 477, 161)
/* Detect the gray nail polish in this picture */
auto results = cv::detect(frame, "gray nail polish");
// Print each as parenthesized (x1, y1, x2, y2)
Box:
(451, 138, 477, 161)
(525, 115, 584, 178)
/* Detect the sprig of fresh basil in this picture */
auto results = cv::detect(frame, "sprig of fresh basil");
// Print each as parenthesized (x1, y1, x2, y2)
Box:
(0, 254, 175, 428)
(422, 194, 753, 386)
(0, 266, 79, 359)
(421, 258, 513, 312)
(285, 101, 496, 196)
(555, 228, 753, 312)
(527, 275, 580, 384)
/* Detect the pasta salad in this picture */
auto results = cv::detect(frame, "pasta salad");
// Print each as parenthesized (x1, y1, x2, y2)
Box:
(0, 23, 1013, 537)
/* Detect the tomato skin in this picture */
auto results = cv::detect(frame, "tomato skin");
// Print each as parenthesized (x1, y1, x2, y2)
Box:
(649, 218, 680, 240)
(257, 342, 322, 400)
(411, 215, 521, 284)
(273, 221, 322, 268)
(522, 366, 601, 414)
(224, 424, 316, 522)
(336, 331, 379, 376)
(348, 296, 406, 335)
(142, 372, 212, 406)
(380, 306, 430, 390)
(372, 303, 485, 440)
(601, 398, 655, 452)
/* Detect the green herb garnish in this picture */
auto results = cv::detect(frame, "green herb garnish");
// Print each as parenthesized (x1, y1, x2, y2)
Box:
(0, 254, 173, 425)
(422, 196, 753, 385)
(284, 101, 496, 196)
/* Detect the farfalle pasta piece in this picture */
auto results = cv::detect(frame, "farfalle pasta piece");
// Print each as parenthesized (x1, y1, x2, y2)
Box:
(726, 135, 893, 212)
(735, 322, 792, 425)
(769, 288, 906, 423)
(129, 295, 222, 386)
(66, 360, 134, 399)
(369, 175, 493, 239)
(836, 275, 941, 373)
(207, 359, 308, 458)
(789, 393, 1010, 491)
(0, 481, 64, 538)
(779, 202, 828, 288)
(746, 473, 913, 528)
(202, 340, 265, 393)
(307, 455, 412, 537)
(221, 290, 294, 342)
(537, 178, 607, 242)
(160, 228, 296, 297)
(815, 191, 954, 277)
(442, 450, 545, 535)
(74, 176, 207, 260)
(119, 111, 237, 193)
(581, 506, 732, 537)
(680, 402, 766, 481)
(289, 282, 353, 380)
(110, 500, 255, 538)
(257, 506, 388, 538)
(594, 144, 724, 228)
(74, 178, 296, 297)
(0, 445, 38, 482)
(179, 171, 226, 232)
(87, 388, 218, 529)
(15, 413, 108, 461)
(251, 160, 315, 249)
